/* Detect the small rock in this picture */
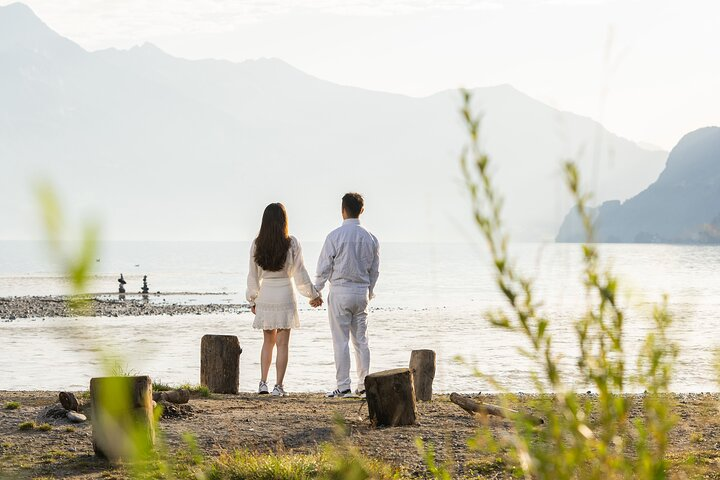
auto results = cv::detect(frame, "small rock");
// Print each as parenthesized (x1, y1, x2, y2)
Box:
(66, 411, 87, 423)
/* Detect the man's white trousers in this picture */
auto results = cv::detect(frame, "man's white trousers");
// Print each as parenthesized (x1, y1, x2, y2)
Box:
(328, 290, 370, 391)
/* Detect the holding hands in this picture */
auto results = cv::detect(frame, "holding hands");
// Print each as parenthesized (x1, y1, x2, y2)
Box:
(310, 297, 323, 308)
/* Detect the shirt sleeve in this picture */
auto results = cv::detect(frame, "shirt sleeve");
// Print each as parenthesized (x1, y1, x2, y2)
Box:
(368, 236, 380, 300)
(246, 241, 262, 305)
(314, 234, 335, 294)
(289, 237, 320, 299)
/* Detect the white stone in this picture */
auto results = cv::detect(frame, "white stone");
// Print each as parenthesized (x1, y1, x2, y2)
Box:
(66, 411, 86, 423)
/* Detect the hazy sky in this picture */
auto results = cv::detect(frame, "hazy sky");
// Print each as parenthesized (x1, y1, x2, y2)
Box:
(4, 0, 720, 150)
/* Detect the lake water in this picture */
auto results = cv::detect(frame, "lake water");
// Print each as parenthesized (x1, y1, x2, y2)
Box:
(1, 240, 719, 393)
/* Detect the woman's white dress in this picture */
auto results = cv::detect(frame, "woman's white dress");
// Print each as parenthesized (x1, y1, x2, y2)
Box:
(246, 236, 319, 330)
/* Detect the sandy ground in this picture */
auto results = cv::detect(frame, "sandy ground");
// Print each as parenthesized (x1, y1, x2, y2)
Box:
(2, 391, 720, 479)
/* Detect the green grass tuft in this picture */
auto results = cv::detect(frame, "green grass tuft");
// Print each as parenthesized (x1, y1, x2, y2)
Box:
(36, 423, 53, 431)
(178, 383, 211, 398)
(153, 382, 211, 397)
(18, 421, 36, 431)
(152, 380, 173, 392)
(206, 451, 324, 480)
(4, 401, 20, 410)
(466, 457, 520, 477)
(205, 450, 401, 480)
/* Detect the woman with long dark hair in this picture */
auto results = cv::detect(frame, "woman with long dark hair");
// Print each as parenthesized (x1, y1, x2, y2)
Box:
(246, 203, 321, 396)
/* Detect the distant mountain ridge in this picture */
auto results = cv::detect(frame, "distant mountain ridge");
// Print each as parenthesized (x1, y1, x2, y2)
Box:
(556, 127, 720, 243)
(0, 2, 667, 242)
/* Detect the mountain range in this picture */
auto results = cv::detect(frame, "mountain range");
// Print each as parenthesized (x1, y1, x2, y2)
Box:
(0, 2, 667, 242)
(557, 127, 720, 243)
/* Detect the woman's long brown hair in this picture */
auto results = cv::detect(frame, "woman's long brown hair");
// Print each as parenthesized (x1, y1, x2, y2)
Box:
(254, 203, 291, 271)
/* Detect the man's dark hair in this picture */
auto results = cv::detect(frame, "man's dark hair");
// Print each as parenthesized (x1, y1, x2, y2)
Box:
(342, 192, 364, 218)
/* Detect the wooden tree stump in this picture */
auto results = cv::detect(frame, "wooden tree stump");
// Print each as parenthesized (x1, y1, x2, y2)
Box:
(409, 349, 436, 401)
(90, 376, 155, 461)
(200, 334, 242, 394)
(364, 368, 418, 427)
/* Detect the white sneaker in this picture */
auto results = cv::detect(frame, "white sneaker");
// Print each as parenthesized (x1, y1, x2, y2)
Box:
(271, 384, 286, 397)
(355, 388, 366, 398)
(326, 388, 352, 398)
(258, 381, 269, 394)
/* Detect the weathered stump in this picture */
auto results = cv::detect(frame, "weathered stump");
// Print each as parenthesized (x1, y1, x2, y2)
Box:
(364, 368, 418, 427)
(90, 376, 155, 461)
(200, 334, 242, 394)
(409, 349, 436, 401)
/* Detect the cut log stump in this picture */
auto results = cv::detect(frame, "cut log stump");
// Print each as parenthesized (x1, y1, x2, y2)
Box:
(409, 349, 436, 401)
(90, 376, 155, 461)
(200, 334, 242, 394)
(364, 368, 418, 427)
(449, 392, 544, 425)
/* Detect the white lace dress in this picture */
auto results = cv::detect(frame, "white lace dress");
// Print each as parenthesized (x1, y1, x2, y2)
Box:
(246, 236, 319, 330)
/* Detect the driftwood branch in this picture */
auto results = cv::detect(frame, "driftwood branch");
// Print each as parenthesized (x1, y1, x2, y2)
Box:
(450, 392, 544, 425)
(152, 389, 190, 404)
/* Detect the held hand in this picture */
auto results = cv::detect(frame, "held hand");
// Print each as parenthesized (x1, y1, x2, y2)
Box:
(310, 297, 323, 308)
(251, 305, 256, 315)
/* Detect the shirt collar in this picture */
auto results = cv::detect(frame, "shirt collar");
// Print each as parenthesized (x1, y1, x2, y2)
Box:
(343, 218, 361, 225)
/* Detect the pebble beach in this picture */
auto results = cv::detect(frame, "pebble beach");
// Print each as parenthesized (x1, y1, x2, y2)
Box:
(2, 391, 720, 478)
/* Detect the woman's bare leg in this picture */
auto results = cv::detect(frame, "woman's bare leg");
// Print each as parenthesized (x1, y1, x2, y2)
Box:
(261, 329, 277, 382)
(275, 329, 291, 386)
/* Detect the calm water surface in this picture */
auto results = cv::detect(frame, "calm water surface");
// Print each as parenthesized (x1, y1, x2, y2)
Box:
(1, 241, 719, 392)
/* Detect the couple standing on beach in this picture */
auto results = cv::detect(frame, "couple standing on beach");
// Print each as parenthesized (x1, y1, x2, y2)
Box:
(246, 193, 380, 398)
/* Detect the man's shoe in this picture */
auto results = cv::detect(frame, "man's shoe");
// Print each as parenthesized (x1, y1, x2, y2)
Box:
(258, 381, 269, 394)
(271, 384, 286, 397)
(326, 388, 352, 398)
(355, 388, 366, 398)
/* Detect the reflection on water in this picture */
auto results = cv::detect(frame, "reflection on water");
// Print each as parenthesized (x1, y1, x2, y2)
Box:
(2, 306, 717, 392)
(1, 242, 720, 392)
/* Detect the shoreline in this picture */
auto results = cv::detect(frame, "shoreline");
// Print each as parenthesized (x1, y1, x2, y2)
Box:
(2, 388, 720, 395)
(1, 391, 719, 479)
(0, 295, 250, 320)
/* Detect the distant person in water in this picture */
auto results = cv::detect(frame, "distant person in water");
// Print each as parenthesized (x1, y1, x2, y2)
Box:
(314, 193, 379, 398)
(246, 203, 322, 396)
